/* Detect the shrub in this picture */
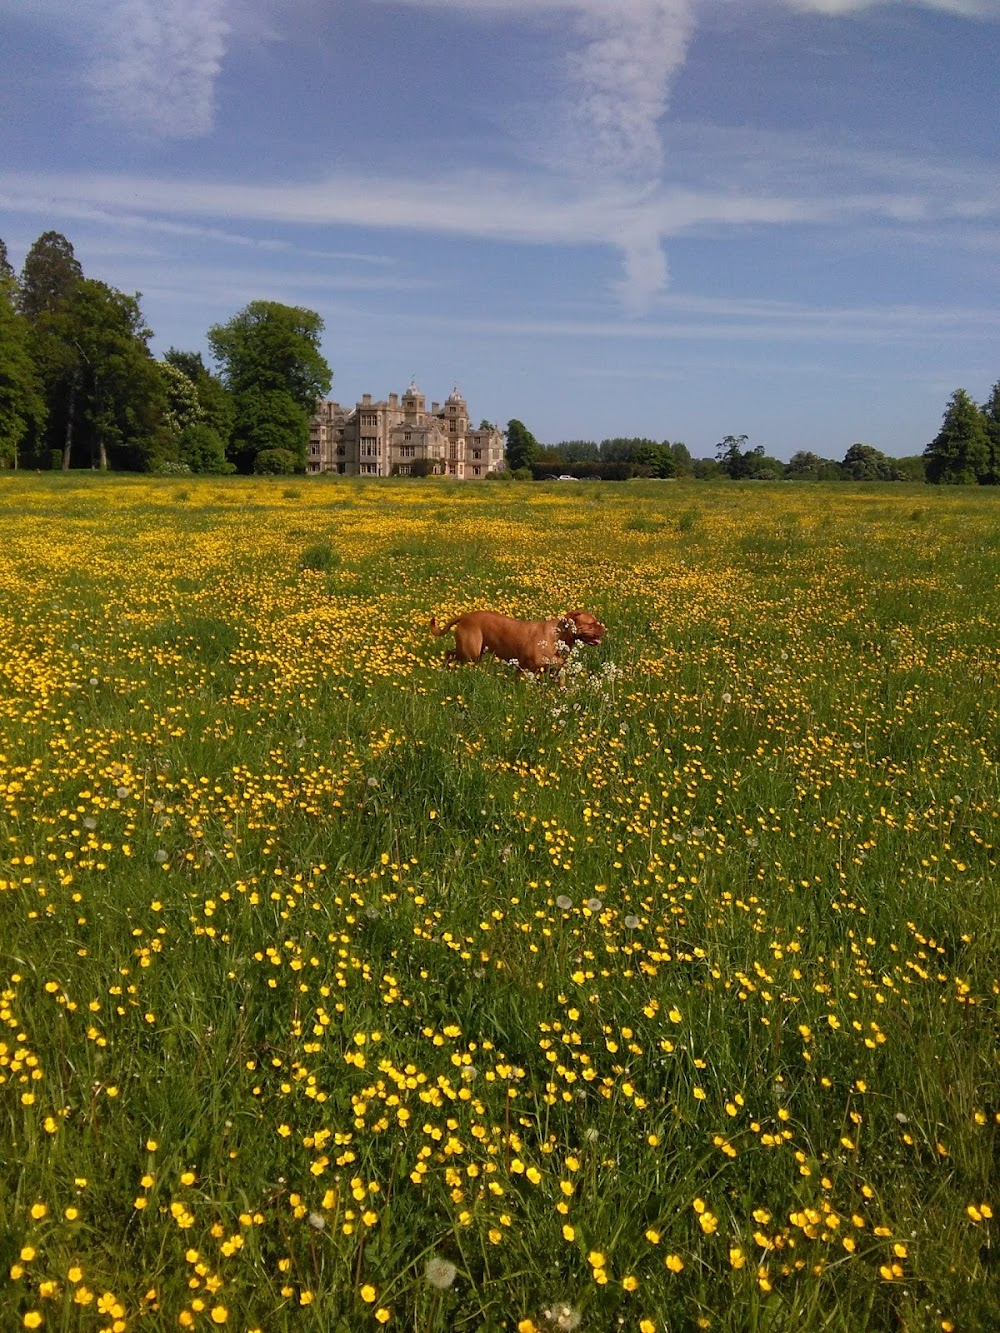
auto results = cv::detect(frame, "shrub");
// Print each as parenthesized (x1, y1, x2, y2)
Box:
(149, 461, 193, 477)
(253, 448, 297, 475)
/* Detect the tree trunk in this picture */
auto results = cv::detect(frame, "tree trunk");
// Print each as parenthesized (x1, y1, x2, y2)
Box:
(62, 370, 78, 471)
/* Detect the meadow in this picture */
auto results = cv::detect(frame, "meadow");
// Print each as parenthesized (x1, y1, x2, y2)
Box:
(0, 473, 997, 1333)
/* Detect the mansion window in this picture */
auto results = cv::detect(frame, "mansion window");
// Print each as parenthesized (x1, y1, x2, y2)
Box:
(472, 449, 481, 460)
(360, 463, 378, 474)
(361, 438, 380, 457)
(399, 445, 415, 458)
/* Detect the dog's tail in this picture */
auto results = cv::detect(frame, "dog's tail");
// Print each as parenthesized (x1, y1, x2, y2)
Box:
(430, 615, 461, 638)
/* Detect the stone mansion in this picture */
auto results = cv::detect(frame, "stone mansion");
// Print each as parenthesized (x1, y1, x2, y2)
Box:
(308, 382, 506, 479)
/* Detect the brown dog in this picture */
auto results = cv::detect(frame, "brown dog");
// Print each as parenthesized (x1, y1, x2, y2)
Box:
(430, 609, 605, 673)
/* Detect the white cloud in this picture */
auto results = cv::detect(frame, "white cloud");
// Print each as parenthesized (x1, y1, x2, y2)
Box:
(86, 0, 229, 138)
(564, 1, 696, 177)
(784, 0, 1000, 14)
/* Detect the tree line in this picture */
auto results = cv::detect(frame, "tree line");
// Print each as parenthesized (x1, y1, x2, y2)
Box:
(507, 406, 1000, 485)
(5, 230, 998, 484)
(0, 231, 331, 474)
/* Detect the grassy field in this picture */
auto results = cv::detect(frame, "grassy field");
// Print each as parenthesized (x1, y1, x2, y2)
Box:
(0, 473, 997, 1333)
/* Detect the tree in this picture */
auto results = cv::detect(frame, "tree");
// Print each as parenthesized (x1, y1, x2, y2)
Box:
(67, 280, 166, 471)
(505, 419, 539, 472)
(164, 348, 234, 461)
(0, 251, 45, 467)
(691, 457, 721, 480)
(632, 440, 676, 478)
(894, 454, 927, 483)
(156, 360, 232, 473)
(19, 231, 83, 322)
(980, 382, 1000, 486)
(18, 232, 85, 468)
(548, 439, 599, 464)
(923, 390, 990, 485)
(670, 441, 692, 476)
(841, 443, 903, 481)
(787, 451, 830, 480)
(747, 452, 785, 480)
(208, 302, 331, 473)
(716, 434, 766, 480)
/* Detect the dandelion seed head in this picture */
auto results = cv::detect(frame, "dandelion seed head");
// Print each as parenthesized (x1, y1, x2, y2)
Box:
(424, 1256, 458, 1289)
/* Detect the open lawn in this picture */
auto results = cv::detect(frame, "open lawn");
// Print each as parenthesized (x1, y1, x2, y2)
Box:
(1, 474, 997, 1333)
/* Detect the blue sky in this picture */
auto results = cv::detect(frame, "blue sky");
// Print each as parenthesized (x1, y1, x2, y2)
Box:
(2, 0, 998, 459)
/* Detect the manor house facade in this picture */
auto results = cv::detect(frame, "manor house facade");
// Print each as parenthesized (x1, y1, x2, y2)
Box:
(308, 382, 505, 479)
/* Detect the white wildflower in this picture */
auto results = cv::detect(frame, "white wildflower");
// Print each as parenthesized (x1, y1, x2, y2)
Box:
(544, 1303, 582, 1330)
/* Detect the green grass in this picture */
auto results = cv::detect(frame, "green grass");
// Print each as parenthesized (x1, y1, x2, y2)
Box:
(0, 475, 997, 1333)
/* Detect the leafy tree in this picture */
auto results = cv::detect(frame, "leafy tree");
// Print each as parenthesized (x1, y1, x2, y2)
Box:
(842, 442, 903, 482)
(894, 454, 927, 483)
(504, 419, 539, 472)
(67, 280, 166, 471)
(980, 382, 1000, 486)
(632, 440, 676, 478)
(691, 457, 721, 480)
(922, 391, 990, 485)
(787, 450, 833, 480)
(716, 434, 769, 480)
(208, 302, 331, 473)
(670, 441, 692, 476)
(747, 452, 785, 480)
(164, 348, 234, 457)
(19, 231, 83, 322)
(0, 251, 45, 467)
(548, 439, 600, 464)
(18, 232, 86, 468)
(159, 360, 203, 436)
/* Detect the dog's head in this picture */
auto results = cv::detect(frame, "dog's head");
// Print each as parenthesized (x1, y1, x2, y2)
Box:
(561, 609, 606, 646)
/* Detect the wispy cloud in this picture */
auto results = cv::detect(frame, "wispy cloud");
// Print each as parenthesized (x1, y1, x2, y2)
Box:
(3, 146, 996, 299)
(784, 0, 1000, 14)
(84, 0, 229, 137)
